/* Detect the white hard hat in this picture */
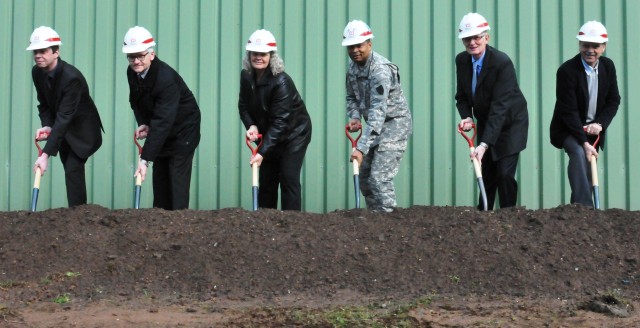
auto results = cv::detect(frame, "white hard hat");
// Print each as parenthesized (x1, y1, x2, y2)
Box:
(26, 26, 62, 51)
(577, 21, 608, 43)
(122, 26, 156, 53)
(246, 29, 277, 53)
(458, 13, 491, 39)
(342, 20, 374, 46)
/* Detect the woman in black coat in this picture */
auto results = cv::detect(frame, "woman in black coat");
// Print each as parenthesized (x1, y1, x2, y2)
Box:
(238, 29, 312, 211)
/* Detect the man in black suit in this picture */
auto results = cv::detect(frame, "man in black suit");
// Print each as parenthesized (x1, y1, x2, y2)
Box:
(550, 21, 620, 207)
(123, 26, 201, 210)
(455, 13, 529, 210)
(28, 26, 103, 207)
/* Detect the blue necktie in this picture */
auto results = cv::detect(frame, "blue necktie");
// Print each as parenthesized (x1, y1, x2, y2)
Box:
(472, 62, 479, 96)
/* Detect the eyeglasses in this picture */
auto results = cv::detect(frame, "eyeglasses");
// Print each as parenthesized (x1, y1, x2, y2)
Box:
(127, 52, 149, 63)
(462, 33, 486, 43)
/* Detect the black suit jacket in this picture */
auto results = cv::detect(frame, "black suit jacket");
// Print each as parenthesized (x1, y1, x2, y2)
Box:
(455, 46, 529, 160)
(549, 54, 620, 150)
(127, 57, 201, 161)
(32, 59, 103, 159)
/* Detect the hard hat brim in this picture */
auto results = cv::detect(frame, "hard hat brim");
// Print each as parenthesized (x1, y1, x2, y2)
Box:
(576, 35, 608, 43)
(246, 44, 276, 53)
(122, 42, 156, 54)
(26, 41, 62, 51)
(458, 27, 490, 39)
(341, 35, 373, 46)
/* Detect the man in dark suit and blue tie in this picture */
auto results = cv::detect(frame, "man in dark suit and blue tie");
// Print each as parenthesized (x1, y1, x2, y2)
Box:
(549, 21, 620, 207)
(455, 13, 529, 210)
(28, 26, 103, 207)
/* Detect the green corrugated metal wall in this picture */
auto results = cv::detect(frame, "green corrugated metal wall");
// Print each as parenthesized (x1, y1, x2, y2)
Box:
(1, 0, 638, 212)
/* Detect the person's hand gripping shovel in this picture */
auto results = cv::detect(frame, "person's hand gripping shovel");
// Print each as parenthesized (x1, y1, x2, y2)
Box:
(246, 134, 263, 211)
(133, 132, 144, 209)
(458, 123, 488, 211)
(584, 127, 601, 209)
(31, 132, 49, 212)
(345, 123, 362, 208)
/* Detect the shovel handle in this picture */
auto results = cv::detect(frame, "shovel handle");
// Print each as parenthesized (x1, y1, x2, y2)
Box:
(590, 156, 599, 186)
(351, 157, 360, 176)
(33, 167, 42, 188)
(31, 135, 47, 212)
(583, 128, 601, 209)
(252, 162, 259, 187)
(134, 132, 144, 186)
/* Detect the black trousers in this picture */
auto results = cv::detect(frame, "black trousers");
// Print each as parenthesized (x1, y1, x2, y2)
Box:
(152, 151, 195, 210)
(562, 135, 593, 206)
(258, 141, 309, 211)
(59, 142, 89, 207)
(478, 151, 520, 210)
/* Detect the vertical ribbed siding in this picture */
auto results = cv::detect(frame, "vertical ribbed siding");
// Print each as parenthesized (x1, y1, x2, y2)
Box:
(1, 0, 638, 212)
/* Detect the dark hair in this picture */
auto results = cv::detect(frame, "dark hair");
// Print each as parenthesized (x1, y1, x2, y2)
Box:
(50, 45, 59, 53)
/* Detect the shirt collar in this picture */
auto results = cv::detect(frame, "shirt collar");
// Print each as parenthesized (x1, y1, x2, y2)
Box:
(139, 69, 149, 79)
(471, 50, 487, 68)
(581, 57, 599, 75)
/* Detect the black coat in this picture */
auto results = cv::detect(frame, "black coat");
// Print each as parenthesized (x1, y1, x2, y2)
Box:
(549, 54, 620, 150)
(127, 57, 201, 161)
(238, 69, 312, 157)
(455, 46, 529, 160)
(32, 59, 103, 159)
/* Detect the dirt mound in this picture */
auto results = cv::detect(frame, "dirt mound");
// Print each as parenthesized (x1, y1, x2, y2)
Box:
(0, 205, 638, 327)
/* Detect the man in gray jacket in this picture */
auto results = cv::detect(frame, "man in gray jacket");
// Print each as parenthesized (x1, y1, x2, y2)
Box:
(342, 20, 413, 213)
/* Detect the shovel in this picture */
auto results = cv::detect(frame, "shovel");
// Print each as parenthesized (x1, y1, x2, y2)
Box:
(345, 123, 362, 209)
(246, 134, 263, 211)
(31, 133, 48, 212)
(458, 124, 488, 211)
(584, 128, 601, 209)
(134, 132, 144, 209)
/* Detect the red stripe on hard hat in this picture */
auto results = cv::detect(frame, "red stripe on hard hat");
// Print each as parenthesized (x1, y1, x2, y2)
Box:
(267, 42, 276, 47)
(360, 31, 372, 37)
(142, 38, 154, 44)
(45, 37, 61, 42)
(477, 22, 489, 28)
(578, 32, 607, 38)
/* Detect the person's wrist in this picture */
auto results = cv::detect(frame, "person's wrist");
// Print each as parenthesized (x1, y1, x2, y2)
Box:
(140, 159, 150, 167)
(479, 142, 489, 150)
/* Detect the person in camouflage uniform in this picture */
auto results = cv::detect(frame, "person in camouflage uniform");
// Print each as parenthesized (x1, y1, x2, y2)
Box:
(342, 20, 413, 213)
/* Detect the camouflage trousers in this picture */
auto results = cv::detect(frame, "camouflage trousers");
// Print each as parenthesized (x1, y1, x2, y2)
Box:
(359, 144, 407, 212)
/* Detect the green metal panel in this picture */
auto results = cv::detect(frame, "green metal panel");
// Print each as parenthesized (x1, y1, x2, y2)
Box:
(1, 0, 639, 212)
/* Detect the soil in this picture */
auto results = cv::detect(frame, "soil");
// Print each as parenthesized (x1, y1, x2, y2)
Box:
(0, 204, 638, 327)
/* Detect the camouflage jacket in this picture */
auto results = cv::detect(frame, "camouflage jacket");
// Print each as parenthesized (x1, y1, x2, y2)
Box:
(346, 51, 412, 154)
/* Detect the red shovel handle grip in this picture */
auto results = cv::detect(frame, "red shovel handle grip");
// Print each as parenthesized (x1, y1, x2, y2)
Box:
(457, 123, 477, 148)
(246, 134, 263, 156)
(345, 124, 362, 148)
(583, 127, 601, 148)
(134, 132, 144, 156)
(34, 132, 49, 157)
